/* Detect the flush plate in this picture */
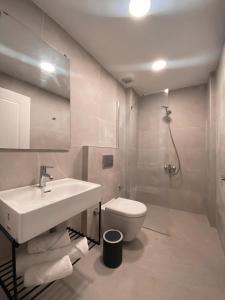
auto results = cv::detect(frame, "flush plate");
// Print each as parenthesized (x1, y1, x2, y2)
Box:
(102, 155, 113, 169)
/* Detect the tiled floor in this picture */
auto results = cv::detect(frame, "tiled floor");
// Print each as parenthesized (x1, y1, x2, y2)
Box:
(1, 206, 225, 300)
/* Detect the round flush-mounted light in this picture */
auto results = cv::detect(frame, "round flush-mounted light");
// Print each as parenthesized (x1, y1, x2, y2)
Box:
(152, 60, 167, 72)
(40, 62, 55, 73)
(129, 0, 151, 18)
(164, 88, 169, 94)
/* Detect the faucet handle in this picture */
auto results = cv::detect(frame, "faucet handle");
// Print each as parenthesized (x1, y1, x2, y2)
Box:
(45, 166, 54, 180)
(39, 166, 54, 188)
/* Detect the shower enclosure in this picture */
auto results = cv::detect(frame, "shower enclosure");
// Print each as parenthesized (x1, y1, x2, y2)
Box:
(133, 86, 207, 215)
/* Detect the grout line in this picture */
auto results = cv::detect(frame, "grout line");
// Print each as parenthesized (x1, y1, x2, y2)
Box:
(142, 226, 170, 237)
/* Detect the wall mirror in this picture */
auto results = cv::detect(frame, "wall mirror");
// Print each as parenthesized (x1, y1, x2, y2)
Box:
(0, 11, 70, 150)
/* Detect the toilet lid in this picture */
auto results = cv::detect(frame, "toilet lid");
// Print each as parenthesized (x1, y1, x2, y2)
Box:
(104, 197, 147, 218)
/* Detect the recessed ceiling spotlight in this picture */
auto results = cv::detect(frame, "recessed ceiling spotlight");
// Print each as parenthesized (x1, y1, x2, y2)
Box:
(164, 88, 169, 94)
(152, 60, 167, 72)
(129, 0, 151, 18)
(40, 62, 55, 73)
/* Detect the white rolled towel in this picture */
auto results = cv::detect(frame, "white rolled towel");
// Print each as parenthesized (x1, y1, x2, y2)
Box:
(27, 230, 71, 254)
(24, 255, 73, 287)
(17, 237, 89, 275)
(69, 237, 89, 261)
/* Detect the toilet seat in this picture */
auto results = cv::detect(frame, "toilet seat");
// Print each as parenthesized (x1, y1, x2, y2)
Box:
(102, 197, 147, 218)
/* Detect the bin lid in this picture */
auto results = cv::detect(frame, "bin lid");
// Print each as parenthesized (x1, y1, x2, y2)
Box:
(103, 229, 123, 244)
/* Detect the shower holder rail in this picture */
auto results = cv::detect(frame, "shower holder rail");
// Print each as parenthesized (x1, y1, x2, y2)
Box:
(0, 202, 102, 300)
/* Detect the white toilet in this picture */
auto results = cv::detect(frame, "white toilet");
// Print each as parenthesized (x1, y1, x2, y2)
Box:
(101, 197, 147, 242)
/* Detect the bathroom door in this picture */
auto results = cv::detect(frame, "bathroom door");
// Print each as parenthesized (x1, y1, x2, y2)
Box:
(0, 87, 31, 149)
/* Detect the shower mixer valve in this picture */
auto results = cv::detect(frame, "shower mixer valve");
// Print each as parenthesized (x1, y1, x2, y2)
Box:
(164, 164, 177, 175)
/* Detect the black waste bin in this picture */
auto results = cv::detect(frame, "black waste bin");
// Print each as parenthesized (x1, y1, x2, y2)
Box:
(103, 229, 123, 268)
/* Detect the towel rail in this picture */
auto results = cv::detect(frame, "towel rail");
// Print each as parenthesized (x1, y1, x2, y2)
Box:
(0, 201, 101, 300)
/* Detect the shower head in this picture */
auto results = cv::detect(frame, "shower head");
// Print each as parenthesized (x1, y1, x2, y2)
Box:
(161, 105, 172, 116)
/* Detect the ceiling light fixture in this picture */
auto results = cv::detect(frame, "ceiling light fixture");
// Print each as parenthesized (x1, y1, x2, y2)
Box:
(164, 88, 169, 94)
(129, 0, 151, 18)
(40, 62, 55, 73)
(152, 60, 167, 71)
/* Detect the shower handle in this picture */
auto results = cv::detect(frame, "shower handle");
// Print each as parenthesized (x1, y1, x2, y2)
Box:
(164, 164, 177, 175)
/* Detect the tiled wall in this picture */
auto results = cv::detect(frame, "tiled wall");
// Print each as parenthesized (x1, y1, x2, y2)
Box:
(0, 0, 128, 259)
(206, 75, 217, 227)
(83, 146, 124, 204)
(214, 42, 225, 254)
(82, 146, 125, 239)
(137, 86, 207, 214)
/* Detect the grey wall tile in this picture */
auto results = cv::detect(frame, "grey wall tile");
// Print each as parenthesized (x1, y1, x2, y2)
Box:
(213, 41, 225, 254)
(137, 86, 207, 214)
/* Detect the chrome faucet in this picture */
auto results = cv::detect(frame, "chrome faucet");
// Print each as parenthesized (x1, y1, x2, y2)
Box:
(39, 165, 54, 188)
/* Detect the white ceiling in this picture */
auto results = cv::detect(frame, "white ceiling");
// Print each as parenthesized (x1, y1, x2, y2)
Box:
(33, 0, 225, 96)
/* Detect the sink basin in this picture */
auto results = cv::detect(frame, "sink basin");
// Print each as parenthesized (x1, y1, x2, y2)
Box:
(0, 178, 101, 244)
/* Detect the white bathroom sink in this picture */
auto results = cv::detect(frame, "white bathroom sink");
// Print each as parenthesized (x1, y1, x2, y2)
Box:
(0, 178, 101, 244)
